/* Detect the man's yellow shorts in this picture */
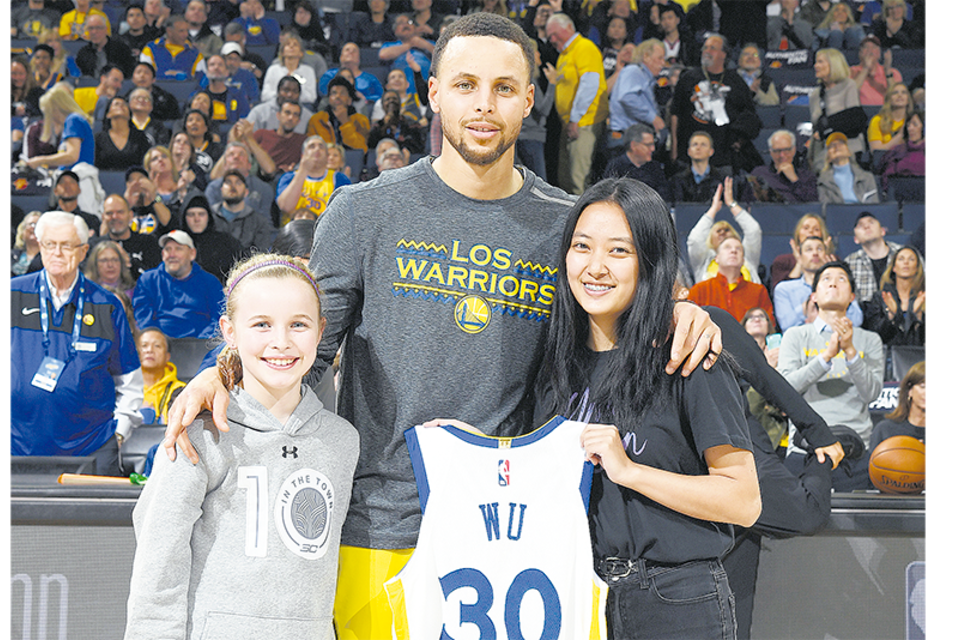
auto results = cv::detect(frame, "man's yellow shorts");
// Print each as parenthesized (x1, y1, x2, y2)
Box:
(334, 545, 414, 640)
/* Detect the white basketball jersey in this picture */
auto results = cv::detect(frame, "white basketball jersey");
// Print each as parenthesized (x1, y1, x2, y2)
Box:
(385, 417, 608, 640)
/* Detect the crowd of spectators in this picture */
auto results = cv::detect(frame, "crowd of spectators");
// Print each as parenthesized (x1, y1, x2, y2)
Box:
(10, 1, 925, 482)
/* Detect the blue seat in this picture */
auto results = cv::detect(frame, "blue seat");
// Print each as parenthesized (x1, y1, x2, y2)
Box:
(12, 194, 54, 215)
(360, 46, 384, 68)
(891, 49, 924, 69)
(99, 171, 128, 198)
(343, 148, 365, 181)
(756, 105, 782, 129)
(247, 44, 279, 65)
(824, 203, 898, 235)
(749, 203, 823, 236)
(783, 104, 811, 131)
(900, 203, 924, 234)
(886, 177, 925, 204)
(154, 80, 199, 110)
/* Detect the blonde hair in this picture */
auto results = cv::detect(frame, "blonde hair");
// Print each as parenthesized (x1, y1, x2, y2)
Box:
(793, 213, 835, 256)
(143, 145, 180, 183)
(883, 0, 907, 19)
(877, 82, 914, 137)
(37, 28, 67, 71)
(708, 220, 740, 250)
(15, 211, 42, 250)
(816, 48, 850, 84)
(217, 253, 323, 389)
(326, 142, 346, 170)
(818, 2, 855, 29)
(39, 82, 91, 143)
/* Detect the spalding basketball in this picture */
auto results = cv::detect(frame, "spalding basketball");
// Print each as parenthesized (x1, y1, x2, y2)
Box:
(869, 436, 925, 495)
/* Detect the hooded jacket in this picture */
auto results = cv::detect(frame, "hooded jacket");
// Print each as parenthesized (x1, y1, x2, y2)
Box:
(180, 194, 245, 284)
(125, 386, 360, 639)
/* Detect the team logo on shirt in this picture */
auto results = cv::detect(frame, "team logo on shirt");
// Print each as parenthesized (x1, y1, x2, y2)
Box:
(455, 295, 491, 334)
(393, 237, 558, 333)
(275, 468, 336, 560)
(83, 314, 95, 326)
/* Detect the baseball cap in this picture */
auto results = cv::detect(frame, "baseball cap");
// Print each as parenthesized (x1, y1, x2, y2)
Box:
(855, 211, 879, 224)
(159, 229, 196, 250)
(860, 35, 882, 49)
(221, 42, 244, 57)
(824, 131, 848, 147)
(55, 170, 80, 186)
(126, 165, 149, 182)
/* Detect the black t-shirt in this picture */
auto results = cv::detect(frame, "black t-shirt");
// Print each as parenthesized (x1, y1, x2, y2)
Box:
(869, 419, 924, 452)
(583, 349, 753, 564)
(870, 255, 888, 292)
(91, 233, 161, 280)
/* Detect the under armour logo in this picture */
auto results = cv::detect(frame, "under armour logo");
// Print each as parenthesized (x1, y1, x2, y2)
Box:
(282, 446, 298, 459)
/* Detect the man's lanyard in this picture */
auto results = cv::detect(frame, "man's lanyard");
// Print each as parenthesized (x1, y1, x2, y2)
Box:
(38, 272, 85, 362)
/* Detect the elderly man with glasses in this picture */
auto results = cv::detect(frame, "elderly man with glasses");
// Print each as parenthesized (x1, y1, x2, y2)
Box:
(748, 129, 819, 202)
(11, 211, 143, 475)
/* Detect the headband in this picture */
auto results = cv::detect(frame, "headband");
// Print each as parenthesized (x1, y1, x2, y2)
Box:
(227, 259, 321, 301)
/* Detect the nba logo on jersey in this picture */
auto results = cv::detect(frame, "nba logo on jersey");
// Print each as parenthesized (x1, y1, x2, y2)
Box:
(498, 459, 510, 486)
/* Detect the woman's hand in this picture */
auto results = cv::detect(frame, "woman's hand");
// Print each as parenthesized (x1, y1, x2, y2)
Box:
(722, 176, 736, 207)
(580, 423, 633, 483)
(913, 290, 925, 318)
(706, 182, 723, 218)
(881, 289, 898, 316)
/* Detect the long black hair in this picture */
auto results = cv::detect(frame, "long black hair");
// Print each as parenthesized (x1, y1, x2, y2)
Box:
(536, 177, 679, 427)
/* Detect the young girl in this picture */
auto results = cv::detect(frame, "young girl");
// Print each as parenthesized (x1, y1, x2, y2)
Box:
(536, 178, 760, 639)
(124, 254, 359, 640)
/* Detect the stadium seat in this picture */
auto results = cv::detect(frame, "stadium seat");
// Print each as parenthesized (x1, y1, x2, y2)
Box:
(824, 202, 898, 235)
(154, 80, 198, 109)
(900, 203, 924, 234)
(756, 105, 783, 129)
(167, 337, 215, 383)
(343, 148, 365, 179)
(748, 203, 822, 236)
(890, 346, 924, 382)
(119, 426, 167, 475)
(99, 171, 127, 197)
(886, 177, 925, 203)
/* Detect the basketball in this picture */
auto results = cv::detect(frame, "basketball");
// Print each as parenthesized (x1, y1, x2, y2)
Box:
(868, 436, 925, 495)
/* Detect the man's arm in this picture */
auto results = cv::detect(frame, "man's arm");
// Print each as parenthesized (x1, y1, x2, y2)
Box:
(845, 331, 884, 405)
(276, 168, 307, 213)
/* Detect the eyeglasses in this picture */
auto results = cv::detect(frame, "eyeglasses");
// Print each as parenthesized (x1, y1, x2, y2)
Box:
(98, 257, 121, 265)
(769, 147, 794, 155)
(40, 241, 84, 253)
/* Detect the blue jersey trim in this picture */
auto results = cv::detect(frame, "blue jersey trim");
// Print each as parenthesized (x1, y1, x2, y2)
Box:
(404, 426, 429, 514)
(437, 415, 567, 449)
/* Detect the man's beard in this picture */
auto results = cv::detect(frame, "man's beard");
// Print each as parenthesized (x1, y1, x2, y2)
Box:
(223, 194, 245, 207)
(440, 114, 519, 167)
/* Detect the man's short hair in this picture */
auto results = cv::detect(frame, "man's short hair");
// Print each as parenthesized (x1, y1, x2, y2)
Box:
(690, 130, 714, 147)
(432, 13, 536, 84)
(659, 4, 681, 19)
(224, 21, 245, 38)
(85, 12, 107, 27)
(223, 168, 247, 184)
(139, 326, 170, 351)
(278, 75, 302, 93)
(767, 129, 796, 149)
(624, 122, 655, 145)
(100, 63, 122, 79)
(799, 234, 826, 251)
(812, 260, 856, 295)
(301, 135, 325, 154)
(225, 140, 253, 164)
(164, 14, 187, 31)
(278, 99, 301, 114)
(134, 61, 156, 78)
(633, 38, 665, 66)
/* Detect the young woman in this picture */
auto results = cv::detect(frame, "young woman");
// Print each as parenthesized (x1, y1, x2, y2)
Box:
(23, 82, 94, 171)
(870, 0, 923, 49)
(12, 56, 42, 118)
(877, 109, 924, 189)
(536, 178, 760, 639)
(169, 130, 208, 193)
(863, 245, 925, 347)
(869, 360, 924, 451)
(867, 82, 914, 152)
(814, 2, 865, 50)
(96, 96, 152, 171)
(181, 109, 224, 174)
(125, 254, 360, 640)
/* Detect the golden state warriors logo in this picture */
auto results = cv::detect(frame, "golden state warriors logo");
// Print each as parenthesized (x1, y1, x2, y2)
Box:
(275, 468, 335, 560)
(455, 295, 491, 334)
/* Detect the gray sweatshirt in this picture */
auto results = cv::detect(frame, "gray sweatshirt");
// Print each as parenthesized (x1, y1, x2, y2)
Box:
(308, 157, 576, 549)
(124, 386, 359, 640)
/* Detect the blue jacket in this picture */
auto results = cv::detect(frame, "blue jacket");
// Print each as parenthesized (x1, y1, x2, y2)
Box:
(141, 36, 204, 79)
(11, 271, 141, 456)
(132, 263, 224, 338)
(229, 16, 280, 46)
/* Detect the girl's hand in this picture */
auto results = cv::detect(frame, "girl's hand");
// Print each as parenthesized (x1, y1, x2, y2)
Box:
(421, 418, 483, 435)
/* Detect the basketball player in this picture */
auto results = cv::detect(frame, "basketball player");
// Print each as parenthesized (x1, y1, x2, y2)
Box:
(165, 13, 722, 638)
